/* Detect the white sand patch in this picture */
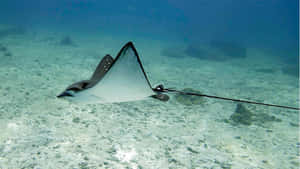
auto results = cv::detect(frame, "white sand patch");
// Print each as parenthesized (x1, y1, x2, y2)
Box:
(115, 147, 137, 163)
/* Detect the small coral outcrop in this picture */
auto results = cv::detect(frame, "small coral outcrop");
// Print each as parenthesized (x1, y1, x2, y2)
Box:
(230, 104, 253, 125)
(227, 103, 282, 127)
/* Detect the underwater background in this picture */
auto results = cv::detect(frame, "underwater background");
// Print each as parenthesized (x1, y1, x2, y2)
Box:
(0, 0, 299, 168)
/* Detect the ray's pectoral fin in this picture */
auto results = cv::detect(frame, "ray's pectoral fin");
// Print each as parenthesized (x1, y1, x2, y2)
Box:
(57, 80, 90, 97)
(87, 54, 114, 88)
(57, 54, 114, 98)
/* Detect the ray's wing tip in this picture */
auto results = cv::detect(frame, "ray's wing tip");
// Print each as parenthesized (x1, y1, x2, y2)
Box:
(57, 91, 73, 98)
(127, 41, 133, 45)
(125, 41, 134, 48)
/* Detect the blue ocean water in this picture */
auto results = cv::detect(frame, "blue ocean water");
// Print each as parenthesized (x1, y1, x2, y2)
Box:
(1, 0, 298, 54)
(0, 0, 299, 168)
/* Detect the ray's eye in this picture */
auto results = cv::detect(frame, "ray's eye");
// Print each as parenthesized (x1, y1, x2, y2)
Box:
(154, 84, 165, 91)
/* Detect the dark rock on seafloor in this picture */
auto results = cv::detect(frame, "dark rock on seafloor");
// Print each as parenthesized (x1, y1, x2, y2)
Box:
(60, 36, 76, 46)
(184, 40, 247, 61)
(228, 103, 282, 126)
(0, 44, 7, 52)
(282, 65, 299, 77)
(210, 40, 247, 59)
(0, 24, 26, 38)
(230, 103, 253, 125)
(4, 52, 12, 57)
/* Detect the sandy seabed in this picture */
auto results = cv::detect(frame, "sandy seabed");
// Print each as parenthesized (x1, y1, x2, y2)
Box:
(0, 28, 299, 169)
